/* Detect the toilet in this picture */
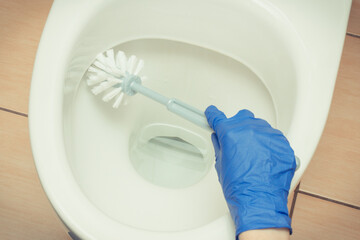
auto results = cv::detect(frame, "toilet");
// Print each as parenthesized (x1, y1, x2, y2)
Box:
(29, 0, 351, 239)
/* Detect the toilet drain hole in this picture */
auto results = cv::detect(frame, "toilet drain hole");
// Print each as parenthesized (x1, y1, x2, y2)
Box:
(129, 124, 212, 188)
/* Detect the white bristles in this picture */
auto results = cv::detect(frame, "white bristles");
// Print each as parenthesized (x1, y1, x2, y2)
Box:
(104, 49, 117, 71)
(93, 60, 108, 72)
(106, 76, 122, 84)
(91, 81, 117, 95)
(86, 49, 145, 108)
(134, 59, 144, 75)
(104, 57, 115, 68)
(106, 49, 114, 61)
(106, 60, 122, 76)
(127, 55, 137, 74)
(87, 66, 99, 73)
(116, 51, 127, 71)
(96, 53, 106, 64)
(102, 87, 122, 102)
(112, 92, 124, 108)
(86, 73, 106, 86)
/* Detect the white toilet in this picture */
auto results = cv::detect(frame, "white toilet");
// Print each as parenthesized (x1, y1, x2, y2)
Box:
(29, 0, 351, 239)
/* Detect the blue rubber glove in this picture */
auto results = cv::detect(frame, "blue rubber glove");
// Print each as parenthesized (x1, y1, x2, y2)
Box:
(205, 105, 296, 237)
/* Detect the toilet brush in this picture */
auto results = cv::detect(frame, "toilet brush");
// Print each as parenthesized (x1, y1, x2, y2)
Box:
(85, 48, 300, 169)
(86, 49, 211, 131)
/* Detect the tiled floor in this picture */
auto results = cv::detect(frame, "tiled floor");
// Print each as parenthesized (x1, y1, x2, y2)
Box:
(0, 111, 70, 240)
(0, 0, 52, 114)
(291, 194, 360, 240)
(300, 35, 360, 207)
(0, 0, 359, 239)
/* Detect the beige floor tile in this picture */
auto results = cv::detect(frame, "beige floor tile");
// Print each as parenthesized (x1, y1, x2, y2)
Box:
(0, 0, 53, 114)
(348, 0, 360, 35)
(300, 35, 360, 207)
(290, 193, 360, 240)
(0, 111, 69, 240)
(288, 190, 294, 213)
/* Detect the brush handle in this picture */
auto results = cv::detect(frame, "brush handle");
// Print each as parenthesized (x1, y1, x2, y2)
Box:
(130, 81, 212, 131)
(130, 81, 301, 171)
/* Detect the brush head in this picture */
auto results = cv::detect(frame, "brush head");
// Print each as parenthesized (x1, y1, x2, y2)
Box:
(85, 49, 146, 108)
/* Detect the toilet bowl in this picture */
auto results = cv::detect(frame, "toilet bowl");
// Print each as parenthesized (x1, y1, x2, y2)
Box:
(29, 0, 351, 239)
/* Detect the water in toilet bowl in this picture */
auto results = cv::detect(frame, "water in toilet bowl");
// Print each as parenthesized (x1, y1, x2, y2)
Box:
(129, 123, 212, 188)
(65, 38, 277, 232)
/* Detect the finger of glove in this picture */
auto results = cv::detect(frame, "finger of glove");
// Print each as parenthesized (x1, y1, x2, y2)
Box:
(230, 109, 255, 120)
(229, 116, 272, 131)
(205, 105, 227, 132)
(211, 133, 221, 156)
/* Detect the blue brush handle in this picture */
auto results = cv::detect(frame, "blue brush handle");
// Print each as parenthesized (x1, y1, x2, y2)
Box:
(130, 81, 211, 131)
(130, 80, 300, 171)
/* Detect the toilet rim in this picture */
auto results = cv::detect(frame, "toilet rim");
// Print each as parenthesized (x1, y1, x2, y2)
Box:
(29, 2, 300, 239)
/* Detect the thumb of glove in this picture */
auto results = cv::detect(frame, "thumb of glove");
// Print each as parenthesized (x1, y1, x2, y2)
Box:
(205, 105, 227, 133)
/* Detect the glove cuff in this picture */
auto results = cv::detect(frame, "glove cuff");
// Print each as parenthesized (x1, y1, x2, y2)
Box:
(226, 191, 292, 237)
(233, 207, 292, 236)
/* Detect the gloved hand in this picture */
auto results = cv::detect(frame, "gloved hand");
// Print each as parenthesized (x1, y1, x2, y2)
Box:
(205, 105, 296, 237)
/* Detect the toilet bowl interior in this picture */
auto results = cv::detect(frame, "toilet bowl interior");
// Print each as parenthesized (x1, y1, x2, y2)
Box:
(61, 0, 308, 233)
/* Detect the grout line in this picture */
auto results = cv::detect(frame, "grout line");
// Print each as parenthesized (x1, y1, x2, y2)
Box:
(346, 32, 360, 38)
(289, 183, 300, 219)
(0, 107, 28, 117)
(298, 190, 360, 210)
